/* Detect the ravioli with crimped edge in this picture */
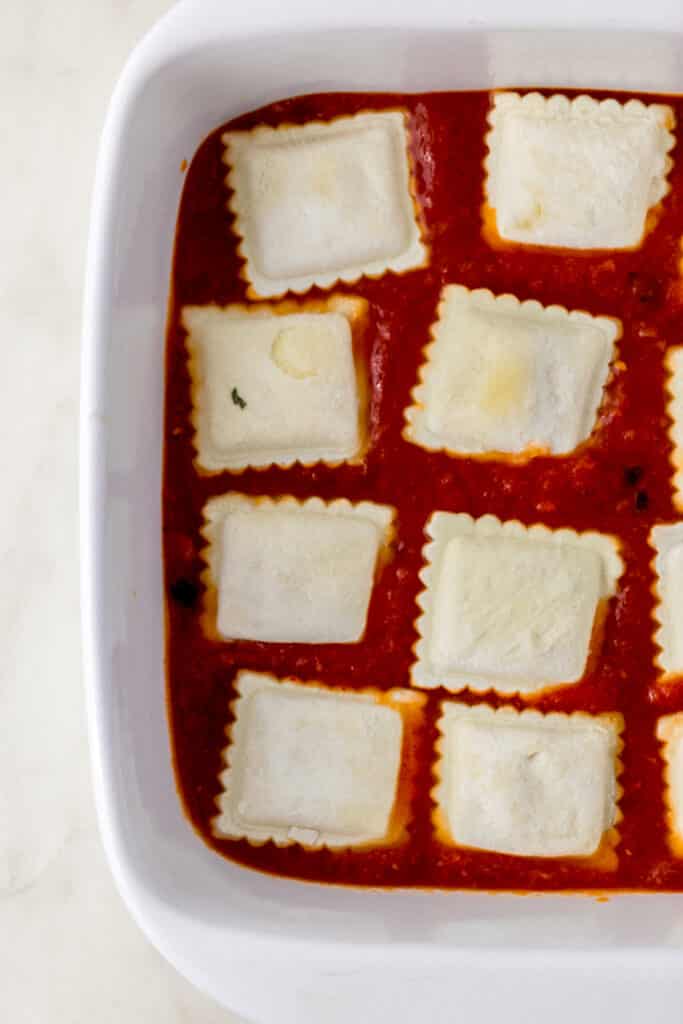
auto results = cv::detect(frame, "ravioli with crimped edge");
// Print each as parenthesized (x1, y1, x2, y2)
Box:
(183, 295, 368, 471)
(404, 284, 618, 459)
(413, 511, 623, 696)
(665, 347, 683, 511)
(657, 714, 683, 858)
(214, 671, 424, 849)
(484, 91, 675, 249)
(651, 523, 683, 680)
(200, 493, 395, 644)
(433, 702, 623, 865)
(224, 111, 427, 297)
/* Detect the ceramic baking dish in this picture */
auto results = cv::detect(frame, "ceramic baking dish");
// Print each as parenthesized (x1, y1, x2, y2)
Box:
(81, 1, 683, 1020)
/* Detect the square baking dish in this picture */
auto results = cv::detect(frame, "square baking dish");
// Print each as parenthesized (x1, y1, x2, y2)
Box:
(81, 1, 683, 1020)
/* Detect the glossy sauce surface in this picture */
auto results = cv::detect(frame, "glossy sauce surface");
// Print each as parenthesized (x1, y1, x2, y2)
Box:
(164, 90, 683, 889)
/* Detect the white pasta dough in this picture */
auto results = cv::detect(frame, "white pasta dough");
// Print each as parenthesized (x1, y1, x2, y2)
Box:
(183, 301, 363, 470)
(651, 523, 683, 677)
(435, 703, 621, 858)
(405, 286, 617, 457)
(657, 714, 683, 856)
(666, 347, 683, 510)
(486, 92, 675, 249)
(413, 512, 623, 695)
(224, 112, 426, 296)
(202, 494, 393, 644)
(214, 672, 406, 847)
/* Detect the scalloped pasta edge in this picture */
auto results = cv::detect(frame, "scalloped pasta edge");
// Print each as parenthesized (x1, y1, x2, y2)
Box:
(656, 713, 683, 858)
(410, 510, 624, 698)
(650, 521, 683, 681)
(182, 293, 370, 473)
(482, 91, 676, 251)
(431, 701, 624, 869)
(222, 109, 429, 299)
(402, 283, 620, 460)
(212, 669, 425, 850)
(665, 346, 683, 512)
(199, 492, 396, 642)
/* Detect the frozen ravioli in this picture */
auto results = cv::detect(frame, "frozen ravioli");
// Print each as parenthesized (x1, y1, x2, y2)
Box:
(183, 296, 365, 471)
(224, 111, 426, 296)
(666, 347, 683, 510)
(201, 494, 394, 643)
(405, 285, 617, 457)
(413, 512, 623, 695)
(214, 672, 422, 848)
(657, 714, 683, 856)
(651, 523, 683, 678)
(434, 702, 622, 861)
(485, 92, 674, 249)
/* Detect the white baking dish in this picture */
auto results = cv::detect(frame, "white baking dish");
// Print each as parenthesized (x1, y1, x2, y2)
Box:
(81, 1, 683, 1020)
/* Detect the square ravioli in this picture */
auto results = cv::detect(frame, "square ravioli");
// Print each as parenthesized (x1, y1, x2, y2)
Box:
(183, 296, 365, 471)
(214, 672, 419, 847)
(666, 347, 683, 510)
(405, 286, 617, 457)
(657, 714, 683, 856)
(434, 703, 622, 860)
(485, 92, 675, 249)
(651, 523, 683, 678)
(223, 111, 426, 297)
(201, 494, 394, 643)
(413, 513, 622, 695)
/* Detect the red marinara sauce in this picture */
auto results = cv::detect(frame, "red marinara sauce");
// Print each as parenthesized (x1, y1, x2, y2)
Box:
(163, 89, 683, 890)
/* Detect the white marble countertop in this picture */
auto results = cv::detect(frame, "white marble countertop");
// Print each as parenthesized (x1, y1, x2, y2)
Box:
(1, 2, 237, 1019)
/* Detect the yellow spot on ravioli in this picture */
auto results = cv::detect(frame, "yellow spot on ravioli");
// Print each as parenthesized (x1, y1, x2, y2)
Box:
(271, 324, 335, 379)
(515, 198, 545, 231)
(480, 354, 529, 415)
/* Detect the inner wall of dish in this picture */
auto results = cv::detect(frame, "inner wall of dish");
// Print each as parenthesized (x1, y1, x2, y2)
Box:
(162, 87, 683, 890)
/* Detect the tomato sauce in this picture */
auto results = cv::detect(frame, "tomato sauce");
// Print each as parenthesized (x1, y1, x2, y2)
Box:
(163, 89, 683, 890)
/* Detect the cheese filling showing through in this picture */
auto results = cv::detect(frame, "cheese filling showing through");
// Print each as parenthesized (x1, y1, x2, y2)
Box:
(485, 92, 674, 249)
(435, 703, 621, 859)
(183, 301, 364, 471)
(405, 286, 617, 457)
(214, 672, 406, 847)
